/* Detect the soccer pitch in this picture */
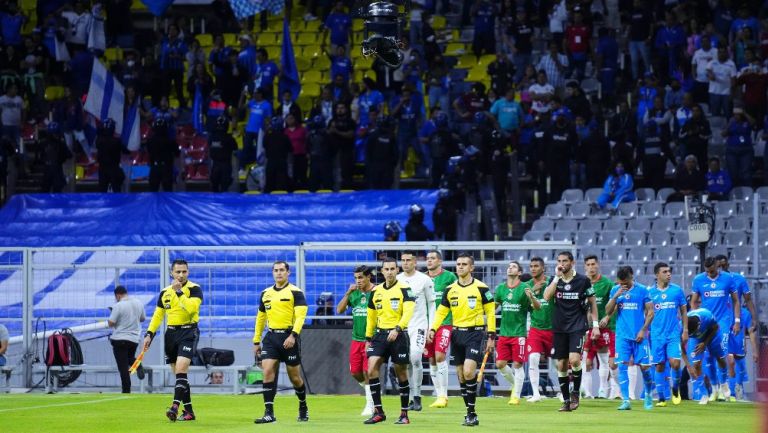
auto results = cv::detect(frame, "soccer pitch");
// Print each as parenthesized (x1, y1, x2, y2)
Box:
(1, 394, 759, 433)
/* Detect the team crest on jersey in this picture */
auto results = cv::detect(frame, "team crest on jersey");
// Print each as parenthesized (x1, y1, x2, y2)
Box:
(507, 293, 513, 300)
(661, 294, 667, 300)
(710, 282, 717, 288)
(361, 295, 366, 304)
(564, 284, 571, 291)
(390, 299, 400, 310)
(624, 294, 631, 299)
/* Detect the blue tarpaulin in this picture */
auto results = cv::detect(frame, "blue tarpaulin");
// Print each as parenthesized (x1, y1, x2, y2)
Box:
(0, 191, 438, 247)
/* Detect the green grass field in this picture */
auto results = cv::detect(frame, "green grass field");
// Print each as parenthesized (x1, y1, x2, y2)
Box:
(1, 393, 760, 433)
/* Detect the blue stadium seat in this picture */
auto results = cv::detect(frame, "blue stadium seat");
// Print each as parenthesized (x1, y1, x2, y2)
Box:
(664, 202, 685, 219)
(617, 202, 638, 219)
(627, 218, 651, 232)
(554, 219, 578, 234)
(652, 217, 676, 232)
(531, 218, 554, 233)
(638, 201, 663, 219)
(602, 218, 626, 232)
(603, 246, 627, 263)
(657, 188, 675, 202)
(561, 189, 584, 204)
(654, 246, 678, 263)
(585, 188, 603, 203)
(648, 231, 671, 247)
(544, 203, 567, 219)
(623, 231, 646, 247)
(597, 231, 622, 246)
(567, 202, 591, 219)
(634, 188, 655, 202)
(578, 219, 602, 232)
(714, 201, 737, 219)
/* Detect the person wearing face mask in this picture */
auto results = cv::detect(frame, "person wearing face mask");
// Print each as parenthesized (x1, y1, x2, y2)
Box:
(595, 161, 635, 211)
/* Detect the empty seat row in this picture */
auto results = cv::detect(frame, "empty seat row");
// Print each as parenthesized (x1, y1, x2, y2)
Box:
(562, 186, 768, 204)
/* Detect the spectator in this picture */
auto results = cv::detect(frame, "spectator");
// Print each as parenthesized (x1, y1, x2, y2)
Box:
(427, 112, 460, 187)
(636, 72, 658, 128)
(638, 121, 676, 191)
(216, 49, 247, 108)
(208, 116, 237, 193)
(426, 53, 450, 111)
(0, 3, 27, 47)
(471, 0, 497, 56)
(61, 1, 90, 53)
(564, 9, 590, 80)
(706, 156, 732, 200)
(138, 52, 162, 105)
(309, 86, 335, 126)
(40, 123, 72, 193)
(0, 83, 23, 148)
(537, 41, 569, 90)
(391, 85, 427, 178)
(722, 107, 756, 186)
(563, 81, 591, 121)
(0, 322, 8, 367)
(733, 27, 756, 69)
(364, 115, 398, 188)
(528, 70, 555, 114)
(323, 2, 352, 53)
(159, 24, 187, 107)
(95, 119, 126, 193)
(185, 39, 207, 81)
(655, 11, 686, 77)
(691, 35, 716, 103)
(252, 48, 279, 102)
(284, 113, 308, 190)
(596, 161, 636, 210)
(543, 109, 577, 202)
(707, 46, 737, 117)
(238, 87, 272, 170)
(673, 92, 694, 139)
(236, 34, 257, 77)
(187, 63, 213, 104)
(149, 96, 178, 138)
(104, 0, 132, 45)
(401, 50, 424, 94)
(736, 52, 768, 122)
(608, 100, 637, 145)
(329, 74, 352, 105)
(548, 0, 568, 46)
(405, 204, 434, 241)
(595, 27, 619, 102)
(505, 8, 533, 83)
(204, 89, 227, 133)
(146, 119, 178, 191)
(263, 116, 292, 192)
(208, 34, 232, 78)
(327, 102, 356, 189)
(666, 155, 706, 202)
(209, 370, 224, 384)
(627, 0, 654, 80)
(729, 6, 759, 46)
(487, 53, 515, 97)
(312, 292, 339, 325)
(277, 90, 302, 124)
(678, 104, 711, 172)
(580, 117, 611, 188)
(327, 45, 353, 84)
(0, 135, 14, 192)
(392, 36, 413, 92)
(489, 86, 523, 137)
(452, 82, 489, 136)
(664, 76, 685, 110)
(358, 78, 384, 127)
(306, 116, 332, 191)
(643, 95, 673, 139)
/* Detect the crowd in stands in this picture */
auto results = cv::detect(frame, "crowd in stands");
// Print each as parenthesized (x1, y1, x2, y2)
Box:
(0, 0, 766, 218)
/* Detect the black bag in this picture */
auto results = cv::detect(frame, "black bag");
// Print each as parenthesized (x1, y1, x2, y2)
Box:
(199, 347, 234, 366)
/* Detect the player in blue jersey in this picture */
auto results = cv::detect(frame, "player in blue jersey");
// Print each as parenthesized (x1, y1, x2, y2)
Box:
(605, 266, 655, 411)
(648, 263, 687, 406)
(686, 307, 730, 404)
(689, 257, 740, 399)
(716, 255, 759, 401)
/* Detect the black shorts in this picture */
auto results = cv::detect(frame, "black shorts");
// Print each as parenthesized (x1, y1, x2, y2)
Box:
(262, 330, 302, 366)
(449, 328, 485, 366)
(553, 331, 585, 360)
(164, 326, 199, 364)
(367, 330, 409, 365)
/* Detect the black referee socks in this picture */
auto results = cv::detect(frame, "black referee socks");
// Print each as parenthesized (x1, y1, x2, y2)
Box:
(459, 381, 468, 407)
(571, 365, 583, 394)
(263, 381, 277, 412)
(465, 378, 477, 415)
(173, 373, 188, 407)
(294, 384, 307, 407)
(398, 380, 410, 412)
(369, 378, 383, 411)
(557, 373, 570, 402)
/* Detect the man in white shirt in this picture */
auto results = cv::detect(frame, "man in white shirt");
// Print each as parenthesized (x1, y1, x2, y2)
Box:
(691, 35, 716, 104)
(61, 1, 90, 50)
(537, 42, 569, 89)
(706, 47, 737, 117)
(528, 71, 556, 114)
(396, 251, 436, 411)
(0, 83, 24, 148)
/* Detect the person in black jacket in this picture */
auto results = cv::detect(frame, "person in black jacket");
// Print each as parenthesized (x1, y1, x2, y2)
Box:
(405, 204, 434, 241)
(0, 134, 15, 195)
(307, 115, 333, 192)
(327, 103, 356, 189)
(96, 119, 127, 193)
(146, 118, 179, 192)
(666, 155, 706, 202)
(428, 112, 461, 188)
(365, 115, 398, 189)
(678, 105, 711, 172)
(543, 110, 577, 203)
(263, 116, 292, 193)
(639, 121, 676, 191)
(40, 122, 72, 193)
(208, 116, 237, 192)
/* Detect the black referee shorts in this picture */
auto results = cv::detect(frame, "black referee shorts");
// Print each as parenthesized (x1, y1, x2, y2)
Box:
(553, 331, 585, 359)
(164, 326, 199, 364)
(366, 330, 409, 365)
(450, 328, 485, 366)
(261, 330, 302, 366)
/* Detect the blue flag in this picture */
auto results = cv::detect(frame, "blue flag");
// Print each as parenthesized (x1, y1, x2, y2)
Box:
(279, 18, 301, 102)
(141, 0, 175, 16)
(229, 0, 284, 19)
(192, 84, 204, 134)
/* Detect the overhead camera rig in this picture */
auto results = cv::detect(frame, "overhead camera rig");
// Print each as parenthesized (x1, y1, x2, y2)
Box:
(357, 0, 410, 68)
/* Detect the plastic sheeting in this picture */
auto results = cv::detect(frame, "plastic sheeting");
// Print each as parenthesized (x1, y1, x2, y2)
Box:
(0, 191, 438, 246)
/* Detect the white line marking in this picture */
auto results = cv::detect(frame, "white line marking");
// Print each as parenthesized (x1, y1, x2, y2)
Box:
(0, 395, 133, 413)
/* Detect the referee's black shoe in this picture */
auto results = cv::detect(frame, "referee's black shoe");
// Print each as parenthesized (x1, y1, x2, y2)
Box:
(407, 396, 422, 411)
(363, 410, 386, 424)
(462, 413, 479, 426)
(254, 412, 277, 424)
(394, 411, 410, 424)
(569, 392, 580, 411)
(298, 405, 309, 422)
(558, 401, 572, 412)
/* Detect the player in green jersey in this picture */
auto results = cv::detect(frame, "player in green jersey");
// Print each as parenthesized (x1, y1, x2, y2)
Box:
(582, 255, 620, 399)
(494, 261, 541, 405)
(425, 250, 458, 408)
(336, 265, 375, 416)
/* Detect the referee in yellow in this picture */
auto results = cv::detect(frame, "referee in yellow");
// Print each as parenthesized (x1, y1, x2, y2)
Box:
(364, 257, 415, 425)
(143, 259, 202, 422)
(253, 261, 309, 424)
(427, 253, 496, 427)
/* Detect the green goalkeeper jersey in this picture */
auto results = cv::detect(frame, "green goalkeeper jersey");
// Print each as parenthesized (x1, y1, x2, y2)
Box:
(494, 281, 531, 337)
(348, 289, 370, 342)
(524, 277, 552, 330)
(591, 275, 616, 331)
(431, 269, 458, 326)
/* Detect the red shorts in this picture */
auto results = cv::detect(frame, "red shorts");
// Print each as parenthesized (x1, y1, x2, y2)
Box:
(425, 325, 452, 358)
(349, 340, 368, 375)
(496, 336, 526, 363)
(526, 328, 554, 357)
(583, 328, 616, 360)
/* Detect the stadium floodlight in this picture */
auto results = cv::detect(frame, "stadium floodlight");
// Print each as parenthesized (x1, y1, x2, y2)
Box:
(358, 0, 408, 67)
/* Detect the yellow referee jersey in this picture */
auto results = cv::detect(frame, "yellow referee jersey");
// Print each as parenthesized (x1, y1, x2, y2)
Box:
(253, 283, 308, 344)
(147, 280, 203, 336)
(431, 278, 496, 333)
(365, 280, 415, 339)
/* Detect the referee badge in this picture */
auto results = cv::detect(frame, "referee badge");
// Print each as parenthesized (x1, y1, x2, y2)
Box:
(390, 299, 400, 310)
(468, 297, 477, 309)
